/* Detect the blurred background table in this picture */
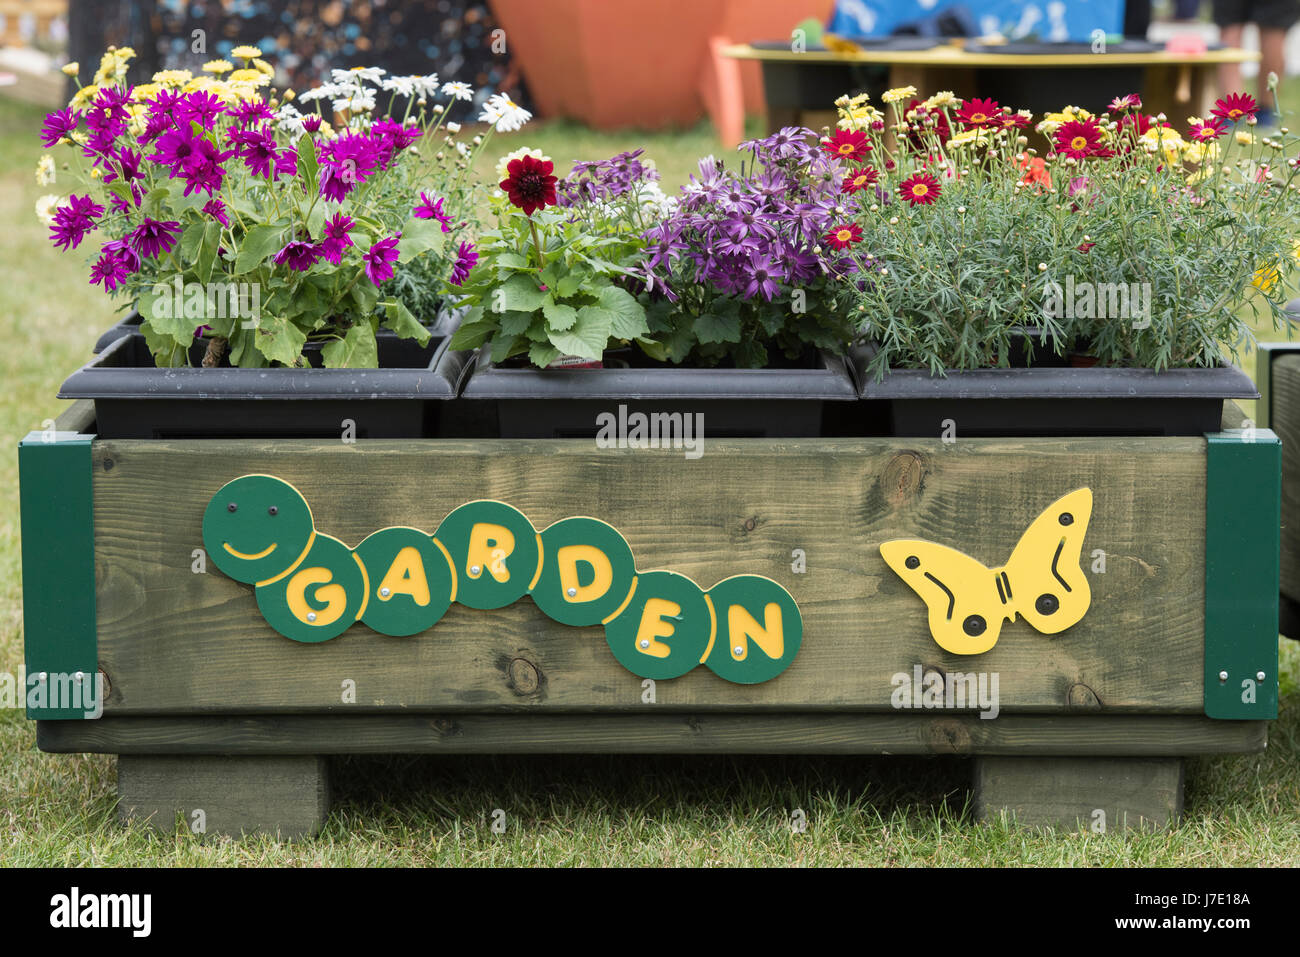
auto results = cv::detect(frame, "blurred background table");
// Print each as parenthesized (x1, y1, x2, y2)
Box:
(724, 41, 1261, 132)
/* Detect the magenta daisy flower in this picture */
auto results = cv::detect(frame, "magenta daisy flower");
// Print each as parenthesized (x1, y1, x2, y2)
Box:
(225, 98, 275, 128)
(274, 240, 322, 272)
(363, 233, 402, 286)
(1212, 92, 1258, 123)
(202, 198, 230, 227)
(228, 125, 282, 179)
(39, 107, 81, 147)
(127, 217, 182, 259)
(176, 90, 225, 130)
(319, 132, 381, 202)
(48, 194, 104, 251)
(1187, 118, 1226, 142)
(448, 240, 478, 286)
(89, 242, 136, 292)
(150, 126, 198, 174)
(179, 137, 233, 197)
(1054, 118, 1105, 159)
(1108, 93, 1142, 112)
(319, 212, 355, 265)
(413, 191, 455, 232)
(302, 114, 322, 133)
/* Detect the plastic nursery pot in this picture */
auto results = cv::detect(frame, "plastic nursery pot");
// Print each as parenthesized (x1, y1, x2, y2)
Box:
(850, 344, 1259, 437)
(61, 322, 469, 440)
(458, 345, 859, 439)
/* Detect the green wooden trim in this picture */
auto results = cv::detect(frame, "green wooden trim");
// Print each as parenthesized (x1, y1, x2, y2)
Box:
(1255, 342, 1300, 429)
(18, 429, 97, 720)
(36, 713, 1268, 756)
(1204, 428, 1280, 719)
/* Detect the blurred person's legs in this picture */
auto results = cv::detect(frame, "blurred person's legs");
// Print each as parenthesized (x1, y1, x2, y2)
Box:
(1214, 0, 1300, 124)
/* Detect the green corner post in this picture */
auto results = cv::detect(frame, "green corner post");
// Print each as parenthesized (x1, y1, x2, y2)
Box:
(1204, 425, 1281, 719)
(18, 428, 97, 720)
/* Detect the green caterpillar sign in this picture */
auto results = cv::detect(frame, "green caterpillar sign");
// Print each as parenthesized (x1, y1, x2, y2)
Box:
(202, 475, 802, 684)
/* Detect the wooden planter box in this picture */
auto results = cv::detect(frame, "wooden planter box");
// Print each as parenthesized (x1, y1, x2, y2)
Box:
(19, 397, 1280, 838)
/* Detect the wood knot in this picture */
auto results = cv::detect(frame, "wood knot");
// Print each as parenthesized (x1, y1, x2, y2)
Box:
(742, 516, 758, 532)
(431, 717, 461, 737)
(925, 719, 972, 755)
(507, 657, 541, 696)
(1067, 681, 1102, 710)
(882, 451, 926, 506)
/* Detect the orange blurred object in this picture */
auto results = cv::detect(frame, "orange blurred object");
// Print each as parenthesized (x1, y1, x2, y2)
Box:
(1165, 34, 1209, 55)
(1017, 152, 1052, 192)
(491, 0, 835, 132)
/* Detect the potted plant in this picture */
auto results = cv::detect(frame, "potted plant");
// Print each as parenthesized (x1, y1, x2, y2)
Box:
(41, 45, 520, 438)
(827, 87, 1294, 436)
(450, 135, 859, 438)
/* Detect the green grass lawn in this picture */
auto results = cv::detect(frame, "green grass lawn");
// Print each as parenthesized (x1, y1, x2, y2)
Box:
(0, 94, 1296, 866)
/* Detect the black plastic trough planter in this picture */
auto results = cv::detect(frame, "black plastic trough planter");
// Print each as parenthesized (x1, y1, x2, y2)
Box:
(850, 346, 1259, 437)
(61, 326, 469, 440)
(459, 346, 859, 438)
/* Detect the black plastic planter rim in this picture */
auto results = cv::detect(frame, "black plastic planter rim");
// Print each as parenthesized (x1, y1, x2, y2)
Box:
(460, 346, 860, 401)
(59, 330, 465, 401)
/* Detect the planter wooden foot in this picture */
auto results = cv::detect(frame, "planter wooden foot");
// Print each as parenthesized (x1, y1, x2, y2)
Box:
(972, 756, 1183, 832)
(117, 755, 330, 840)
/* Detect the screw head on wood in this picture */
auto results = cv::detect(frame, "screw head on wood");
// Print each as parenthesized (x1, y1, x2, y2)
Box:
(1219, 670, 1229, 681)
(307, 612, 317, 622)
(37, 672, 47, 682)
(74, 672, 84, 684)
(470, 565, 481, 575)
(639, 639, 650, 649)
(1257, 671, 1266, 681)
(380, 587, 390, 597)
(734, 646, 744, 656)
(567, 587, 577, 597)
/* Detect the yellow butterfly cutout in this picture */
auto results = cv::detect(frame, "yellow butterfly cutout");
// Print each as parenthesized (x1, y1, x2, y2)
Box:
(879, 488, 1093, 655)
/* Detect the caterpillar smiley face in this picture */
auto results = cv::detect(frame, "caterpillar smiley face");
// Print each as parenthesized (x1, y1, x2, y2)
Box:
(203, 475, 315, 585)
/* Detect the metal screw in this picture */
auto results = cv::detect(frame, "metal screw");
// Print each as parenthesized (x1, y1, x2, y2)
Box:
(734, 646, 744, 656)
(307, 612, 317, 622)
(74, 672, 84, 684)
(37, 672, 47, 683)
(1257, 671, 1266, 681)
(639, 639, 650, 649)
(380, 587, 390, 597)
(567, 587, 577, 597)
(470, 565, 481, 575)
(1219, 670, 1228, 681)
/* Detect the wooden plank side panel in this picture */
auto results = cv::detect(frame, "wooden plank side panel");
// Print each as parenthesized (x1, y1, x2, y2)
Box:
(1272, 355, 1300, 602)
(92, 438, 1207, 714)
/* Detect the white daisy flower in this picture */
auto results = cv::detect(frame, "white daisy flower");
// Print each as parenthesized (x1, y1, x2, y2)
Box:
(480, 92, 531, 132)
(442, 81, 473, 101)
(275, 103, 306, 138)
(34, 194, 67, 225)
(454, 141, 470, 158)
(35, 155, 56, 186)
(413, 73, 440, 98)
(333, 66, 385, 85)
(446, 121, 462, 133)
(381, 74, 419, 97)
(333, 90, 377, 114)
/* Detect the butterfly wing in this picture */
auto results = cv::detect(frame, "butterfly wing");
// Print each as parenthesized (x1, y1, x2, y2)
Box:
(1004, 487, 1093, 635)
(880, 539, 1008, 655)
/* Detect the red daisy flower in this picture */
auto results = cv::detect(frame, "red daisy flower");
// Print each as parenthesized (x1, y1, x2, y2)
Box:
(1187, 118, 1227, 142)
(898, 172, 942, 206)
(823, 222, 863, 250)
(1211, 92, 1258, 123)
(1054, 119, 1105, 159)
(955, 97, 1002, 128)
(500, 154, 558, 216)
(999, 111, 1032, 131)
(822, 129, 871, 162)
(841, 165, 880, 194)
(1108, 93, 1142, 112)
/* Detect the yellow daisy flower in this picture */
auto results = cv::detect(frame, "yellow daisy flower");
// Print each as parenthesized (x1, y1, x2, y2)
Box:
(882, 85, 918, 104)
(203, 59, 233, 74)
(228, 68, 270, 86)
(252, 58, 275, 76)
(61, 61, 79, 77)
(152, 69, 193, 87)
(230, 45, 263, 60)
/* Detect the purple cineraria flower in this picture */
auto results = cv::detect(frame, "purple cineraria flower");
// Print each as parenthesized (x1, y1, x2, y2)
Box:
(141, 89, 182, 142)
(228, 125, 281, 179)
(202, 198, 230, 227)
(90, 242, 136, 292)
(744, 253, 782, 301)
(302, 114, 322, 134)
(413, 191, 454, 232)
(102, 237, 140, 274)
(448, 240, 479, 286)
(776, 243, 819, 284)
(363, 233, 401, 286)
(556, 148, 658, 207)
(127, 217, 182, 259)
(319, 212, 355, 265)
(274, 240, 321, 272)
(724, 207, 778, 243)
(49, 194, 104, 251)
(177, 91, 225, 130)
(40, 107, 81, 147)
(371, 118, 421, 168)
(318, 132, 380, 202)
(180, 137, 233, 197)
(150, 126, 198, 175)
(226, 98, 276, 128)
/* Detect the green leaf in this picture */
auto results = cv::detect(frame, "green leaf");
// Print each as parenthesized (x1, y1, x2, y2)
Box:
(449, 319, 496, 350)
(596, 285, 648, 339)
(528, 342, 562, 368)
(490, 333, 522, 364)
(500, 310, 535, 336)
(103, 180, 134, 207)
(321, 323, 378, 368)
(555, 268, 589, 299)
(636, 337, 669, 362)
(551, 305, 613, 359)
(297, 135, 319, 197)
(695, 311, 743, 344)
(233, 224, 287, 275)
(139, 318, 192, 367)
(497, 272, 550, 312)
(254, 314, 309, 366)
(494, 251, 531, 271)
(179, 221, 206, 262)
(196, 220, 221, 283)
(379, 299, 432, 345)
(542, 300, 579, 331)
(140, 186, 170, 216)
(397, 216, 446, 263)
